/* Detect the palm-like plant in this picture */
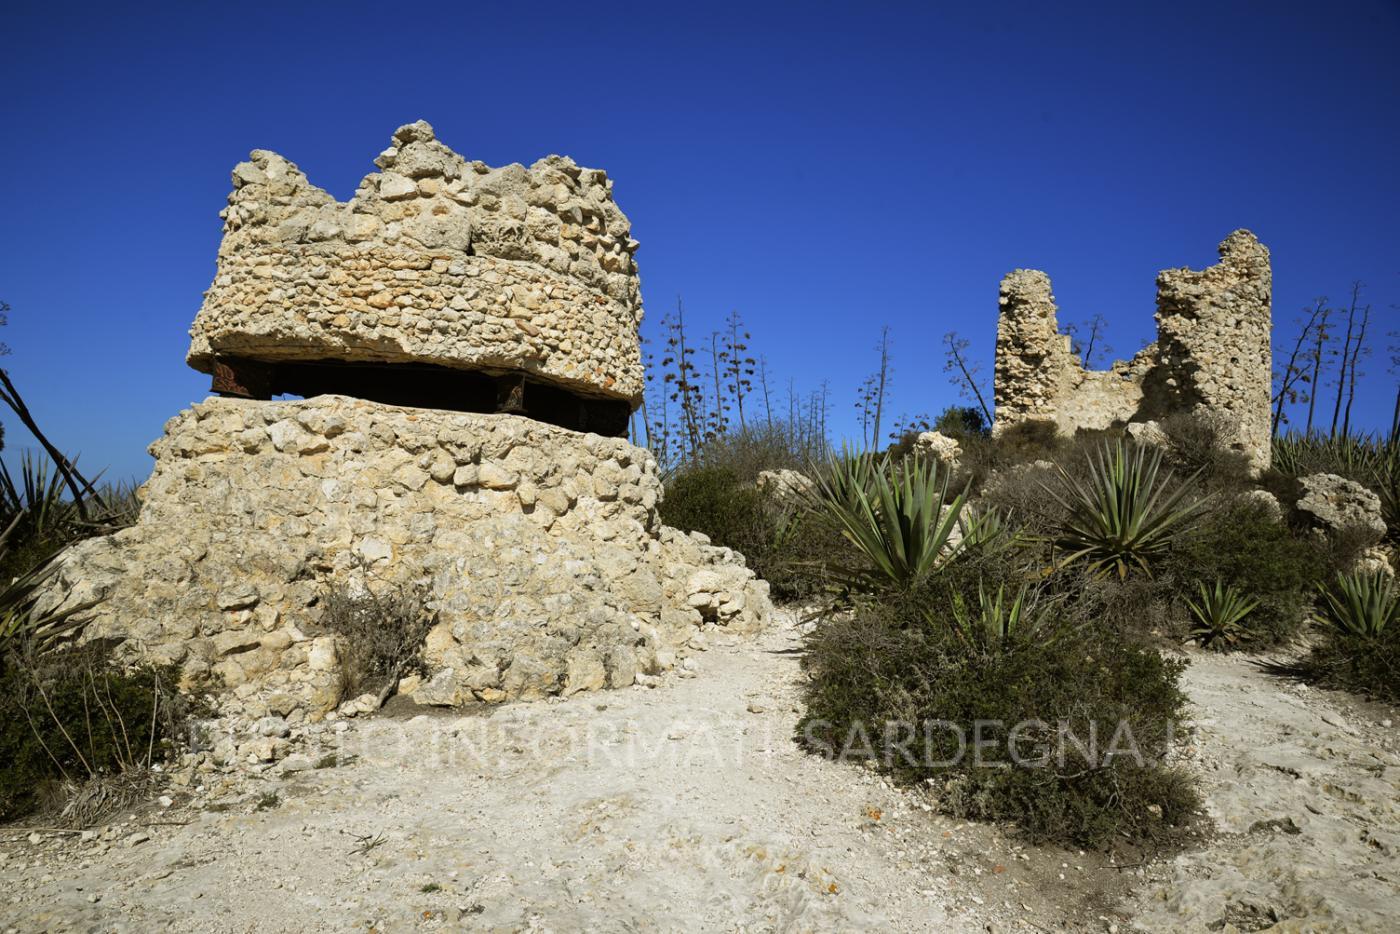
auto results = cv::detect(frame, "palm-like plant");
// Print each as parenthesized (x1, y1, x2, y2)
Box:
(1314, 570, 1398, 639)
(958, 505, 1019, 556)
(1185, 579, 1259, 650)
(809, 449, 970, 593)
(1042, 441, 1204, 579)
(0, 508, 95, 660)
(0, 557, 89, 657)
(949, 580, 1046, 649)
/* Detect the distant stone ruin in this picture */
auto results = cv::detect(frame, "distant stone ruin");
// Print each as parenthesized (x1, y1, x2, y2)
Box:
(993, 230, 1273, 471)
(43, 122, 770, 717)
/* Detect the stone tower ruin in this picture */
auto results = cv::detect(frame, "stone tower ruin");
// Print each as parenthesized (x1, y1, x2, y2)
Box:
(44, 122, 770, 716)
(993, 230, 1273, 471)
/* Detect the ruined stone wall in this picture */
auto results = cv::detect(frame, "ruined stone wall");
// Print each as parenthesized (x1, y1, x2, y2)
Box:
(994, 269, 1155, 436)
(992, 230, 1271, 470)
(43, 396, 768, 716)
(188, 121, 643, 404)
(1152, 230, 1273, 469)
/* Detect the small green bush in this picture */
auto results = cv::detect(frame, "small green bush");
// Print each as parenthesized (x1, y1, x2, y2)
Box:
(1060, 566, 1184, 643)
(1157, 413, 1253, 493)
(934, 406, 989, 440)
(1297, 626, 1400, 703)
(686, 421, 828, 485)
(660, 466, 838, 601)
(1296, 573, 1399, 701)
(798, 577, 1197, 848)
(0, 644, 191, 821)
(1161, 498, 1322, 647)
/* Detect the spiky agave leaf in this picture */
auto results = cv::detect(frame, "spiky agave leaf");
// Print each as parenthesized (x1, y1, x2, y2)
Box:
(948, 580, 1032, 647)
(1042, 441, 1205, 579)
(809, 447, 970, 594)
(0, 550, 93, 657)
(1315, 570, 1398, 639)
(1185, 579, 1260, 650)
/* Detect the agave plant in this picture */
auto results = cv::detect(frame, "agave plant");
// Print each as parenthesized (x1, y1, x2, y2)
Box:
(0, 454, 77, 537)
(1314, 570, 1398, 639)
(1042, 441, 1205, 580)
(0, 557, 90, 657)
(1184, 579, 1259, 650)
(948, 580, 1045, 649)
(809, 448, 970, 593)
(958, 505, 1019, 555)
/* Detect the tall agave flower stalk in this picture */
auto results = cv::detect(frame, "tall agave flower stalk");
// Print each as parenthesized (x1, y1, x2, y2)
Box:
(1042, 441, 1204, 580)
(808, 448, 970, 593)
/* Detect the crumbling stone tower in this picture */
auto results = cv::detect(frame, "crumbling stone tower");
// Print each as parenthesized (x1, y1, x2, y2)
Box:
(993, 230, 1272, 471)
(188, 119, 642, 434)
(43, 122, 769, 717)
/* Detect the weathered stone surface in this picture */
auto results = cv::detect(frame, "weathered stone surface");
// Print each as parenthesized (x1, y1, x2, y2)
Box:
(993, 231, 1272, 472)
(912, 431, 962, 468)
(755, 469, 814, 503)
(188, 120, 644, 405)
(1238, 488, 1284, 524)
(40, 396, 769, 716)
(1125, 419, 1169, 449)
(1296, 472, 1386, 543)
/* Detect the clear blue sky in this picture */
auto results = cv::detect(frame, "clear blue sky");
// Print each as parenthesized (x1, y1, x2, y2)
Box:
(2, 0, 1397, 481)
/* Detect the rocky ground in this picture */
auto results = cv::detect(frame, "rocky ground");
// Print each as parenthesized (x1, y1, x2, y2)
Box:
(1120, 651, 1399, 932)
(2, 611, 1397, 932)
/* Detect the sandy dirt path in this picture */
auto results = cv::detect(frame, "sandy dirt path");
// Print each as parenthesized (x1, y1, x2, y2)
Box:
(0, 614, 1028, 933)
(4, 614, 1395, 933)
(1121, 650, 1399, 932)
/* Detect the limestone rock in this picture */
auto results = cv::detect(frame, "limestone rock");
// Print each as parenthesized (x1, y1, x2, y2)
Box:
(1356, 546, 1394, 578)
(1125, 420, 1169, 449)
(41, 396, 771, 717)
(912, 431, 961, 468)
(1296, 473, 1386, 543)
(1238, 488, 1284, 523)
(755, 469, 814, 503)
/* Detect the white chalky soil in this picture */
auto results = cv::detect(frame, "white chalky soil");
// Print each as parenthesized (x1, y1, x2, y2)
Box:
(2, 612, 1396, 932)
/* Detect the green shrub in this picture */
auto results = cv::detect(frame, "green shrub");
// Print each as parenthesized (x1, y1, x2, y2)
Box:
(1161, 498, 1321, 647)
(933, 406, 989, 440)
(1296, 625, 1400, 703)
(975, 464, 1064, 542)
(660, 466, 837, 601)
(798, 575, 1197, 848)
(1294, 572, 1400, 702)
(686, 421, 828, 484)
(1061, 566, 1185, 643)
(0, 643, 191, 822)
(1043, 441, 1205, 580)
(1157, 412, 1254, 492)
